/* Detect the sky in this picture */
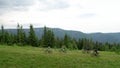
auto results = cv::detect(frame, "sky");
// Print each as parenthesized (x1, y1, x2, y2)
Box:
(0, 0, 120, 33)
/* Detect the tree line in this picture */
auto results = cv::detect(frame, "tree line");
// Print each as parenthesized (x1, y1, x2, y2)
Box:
(0, 24, 120, 52)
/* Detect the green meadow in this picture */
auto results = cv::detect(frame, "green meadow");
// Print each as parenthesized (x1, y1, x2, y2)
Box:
(0, 45, 120, 68)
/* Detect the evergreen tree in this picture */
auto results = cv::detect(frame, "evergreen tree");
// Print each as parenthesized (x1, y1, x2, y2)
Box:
(17, 24, 21, 43)
(42, 26, 48, 47)
(7, 33, 14, 45)
(105, 42, 110, 51)
(28, 24, 38, 47)
(42, 26, 55, 47)
(71, 39, 78, 50)
(21, 31, 27, 45)
(89, 39, 94, 50)
(54, 37, 61, 48)
(94, 42, 101, 50)
(0, 31, 1, 44)
(111, 45, 117, 52)
(77, 39, 84, 50)
(64, 34, 70, 48)
(17, 24, 22, 45)
(0, 25, 5, 44)
(39, 39, 43, 47)
(4, 31, 10, 44)
(47, 30, 55, 47)
(67, 42, 73, 50)
(82, 39, 88, 50)
(0, 25, 11, 45)
(17, 24, 26, 45)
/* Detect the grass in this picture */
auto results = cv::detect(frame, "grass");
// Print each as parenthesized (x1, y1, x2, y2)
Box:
(0, 45, 120, 68)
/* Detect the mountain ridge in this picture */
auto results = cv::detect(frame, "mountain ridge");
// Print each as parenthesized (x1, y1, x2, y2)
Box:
(2, 27, 120, 44)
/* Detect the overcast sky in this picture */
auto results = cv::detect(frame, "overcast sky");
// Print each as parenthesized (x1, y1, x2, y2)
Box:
(0, 0, 120, 33)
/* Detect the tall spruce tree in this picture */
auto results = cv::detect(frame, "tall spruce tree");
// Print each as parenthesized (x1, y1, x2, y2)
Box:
(42, 26, 55, 47)
(64, 34, 71, 48)
(42, 26, 48, 47)
(71, 39, 78, 50)
(17, 24, 20, 43)
(28, 24, 38, 47)
(77, 39, 84, 50)
(17, 24, 23, 45)
(0, 25, 11, 44)
(47, 29, 55, 47)
(0, 25, 5, 44)
(7, 33, 14, 45)
(17, 24, 26, 45)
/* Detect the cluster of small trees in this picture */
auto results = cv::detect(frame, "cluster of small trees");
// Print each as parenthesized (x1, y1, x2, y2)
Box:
(0, 24, 120, 52)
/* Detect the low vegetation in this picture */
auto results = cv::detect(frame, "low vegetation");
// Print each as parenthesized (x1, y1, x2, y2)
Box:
(0, 24, 120, 52)
(0, 25, 120, 68)
(0, 45, 120, 68)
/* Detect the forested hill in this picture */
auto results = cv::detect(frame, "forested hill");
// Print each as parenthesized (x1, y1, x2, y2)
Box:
(3, 28, 120, 44)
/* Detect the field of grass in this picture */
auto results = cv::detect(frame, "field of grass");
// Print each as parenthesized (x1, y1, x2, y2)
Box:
(0, 45, 120, 68)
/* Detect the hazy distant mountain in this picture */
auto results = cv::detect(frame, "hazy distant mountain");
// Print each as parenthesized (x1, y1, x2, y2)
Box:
(3, 28, 120, 44)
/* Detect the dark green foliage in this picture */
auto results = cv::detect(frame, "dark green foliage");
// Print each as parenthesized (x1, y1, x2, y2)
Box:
(82, 39, 93, 50)
(17, 24, 27, 45)
(63, 34, 78, 50)
(71, 39, 78, 50)
(53, 37, 61, 48)
(6, 32, 13, 45)
(42, 26, 55, 47)
(64, 34, 70, 48)
(0, 25, 5, 44)
(42, 26, 47, 47)
(77, 39, 84, 50)
(0, 25, 120, 52)
(47, 30, 55, 47)
(28, 24, 39, 47)
(0, 26, 10, 44)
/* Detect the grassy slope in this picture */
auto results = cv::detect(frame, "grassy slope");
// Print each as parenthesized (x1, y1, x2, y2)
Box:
(0, 45, 120, 68)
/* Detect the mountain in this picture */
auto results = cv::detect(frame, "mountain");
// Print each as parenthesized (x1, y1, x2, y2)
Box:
(2, 28, 120, 44)
(89, 33, 120, 44)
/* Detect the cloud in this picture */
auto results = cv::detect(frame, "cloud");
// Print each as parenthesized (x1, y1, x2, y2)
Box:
(79, 13, 96, 18)
(0, 0, 34, 15)
(0, 0, 120, 33)
(39, 0, 69, 11)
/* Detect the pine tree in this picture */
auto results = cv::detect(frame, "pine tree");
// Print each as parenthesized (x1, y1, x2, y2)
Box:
(42, 26, 55, 47)
(42, 26, 48, 47)
(1, 25, 5, 44)
(77, 39, 84, 50)
(71, 39, 78, 50)
(54, 37, 61, 48)
(4, 31, 10, 44)
(67, 42, 73, 50)
(17, 24, 22, 45)
(17, 24, 26, 45)
(17, 24, 21, 44)
(64, 34, 70, 48)
(28, 24, 38, 47)
(105, 42, 110, 51)
(0, 31, 1, 44)
(7, 33, 14, 45)
(0, 25, 9, 44)
(47, 30, 55, 47)
(22, 32, 27, 45)
(0, 25, 11, 45)
(39, 39, 43, 47)
(82, 39, 88, 50)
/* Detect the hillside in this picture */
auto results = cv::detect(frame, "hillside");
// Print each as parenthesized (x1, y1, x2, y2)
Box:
(0, 45, 120, 68)
(3, 28, 120, 44)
